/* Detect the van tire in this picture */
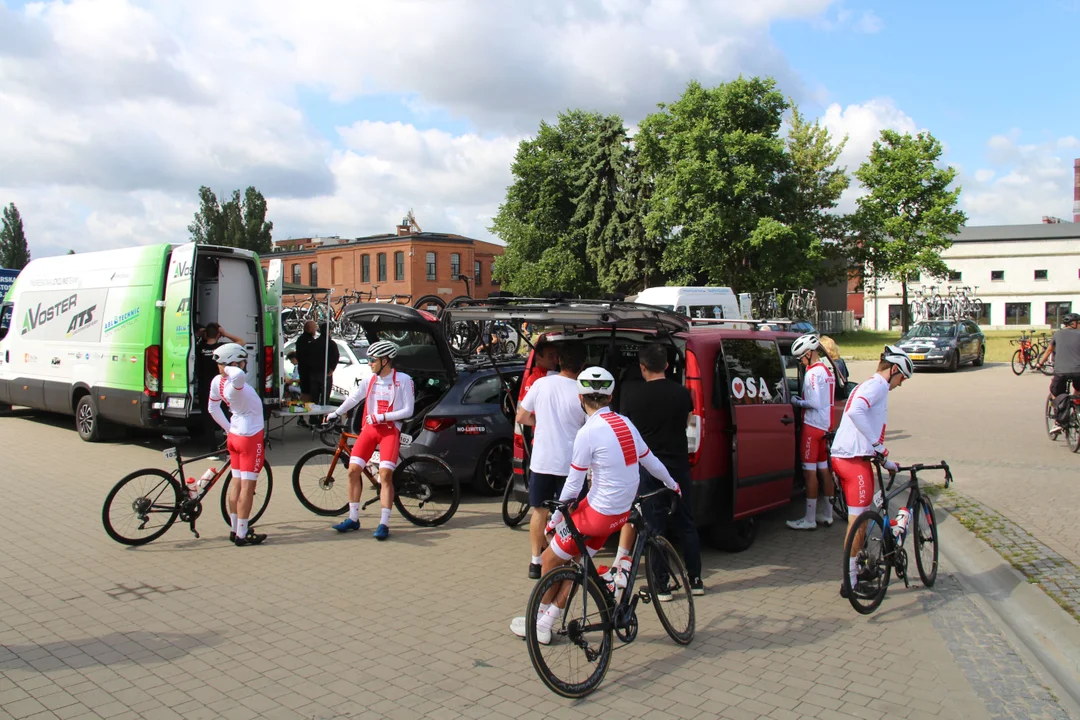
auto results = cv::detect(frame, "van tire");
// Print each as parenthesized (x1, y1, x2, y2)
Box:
(0, 402, 11, 414)
(75, 395, 106, 442)
(708, 517, 758, 553)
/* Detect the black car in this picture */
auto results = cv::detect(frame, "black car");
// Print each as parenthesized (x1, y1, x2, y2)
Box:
(896, 319, 986, 371)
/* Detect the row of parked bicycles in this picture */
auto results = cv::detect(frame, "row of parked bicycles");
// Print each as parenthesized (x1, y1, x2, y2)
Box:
(750, 288, 818, 321)
(1011, 331, 1053, 375)
(909, 284, 983, 323)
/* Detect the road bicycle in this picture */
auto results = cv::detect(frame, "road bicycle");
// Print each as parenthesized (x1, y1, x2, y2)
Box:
(292, 419, 460, 526)
(523, 488, 694, 698)
(1011, 333, 1038, 375)
(102, 436, 273, 545)
(842, 459, 953, 614)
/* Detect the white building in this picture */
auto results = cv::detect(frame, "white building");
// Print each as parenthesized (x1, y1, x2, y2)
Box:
(863, 223, 1080, 331)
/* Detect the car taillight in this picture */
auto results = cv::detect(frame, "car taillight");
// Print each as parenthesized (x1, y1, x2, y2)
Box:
(685, 348, 704, 467)
(264, 345, 274, 394)
(144, 345, 161, 397)
(423, 417, 456, 433)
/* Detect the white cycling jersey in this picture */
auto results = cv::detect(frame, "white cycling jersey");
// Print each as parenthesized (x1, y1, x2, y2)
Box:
(801, 362, 835, 431)
(829, 373, 889, 458)
(208, 366, 264, 437)
(333, 370, 415, 430)
(560, 407, 679, 516)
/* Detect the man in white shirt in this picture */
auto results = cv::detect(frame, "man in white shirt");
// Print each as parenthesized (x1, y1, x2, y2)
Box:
(786, 334, 837, 530)
(515, 342, 587, 579)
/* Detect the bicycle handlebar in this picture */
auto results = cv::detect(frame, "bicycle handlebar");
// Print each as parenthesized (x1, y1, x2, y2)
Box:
(893, 460, 953, 488)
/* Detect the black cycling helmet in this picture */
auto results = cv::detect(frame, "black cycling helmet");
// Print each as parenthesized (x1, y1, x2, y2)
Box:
(1063, 313, 1080, 326)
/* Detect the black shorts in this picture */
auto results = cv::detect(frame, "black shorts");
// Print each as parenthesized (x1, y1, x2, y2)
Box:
(528, 472, 566, 508)
(1050, 374, 1080, 397)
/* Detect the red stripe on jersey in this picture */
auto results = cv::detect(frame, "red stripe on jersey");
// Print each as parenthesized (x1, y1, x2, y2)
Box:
(600, 413, 637, 466)
(570, 463, 586, 471)
(218, 377, 231, 407)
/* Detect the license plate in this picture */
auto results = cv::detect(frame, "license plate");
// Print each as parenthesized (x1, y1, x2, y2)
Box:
(400, 434, 413, 446)
(908, 354, 925, 361)
(167, 397, 186, 410)
(163, 447, 178, 460)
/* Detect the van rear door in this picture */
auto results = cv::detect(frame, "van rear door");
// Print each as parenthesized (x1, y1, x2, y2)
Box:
(719, 337, 796, 518)
(162, 243, 196, 413)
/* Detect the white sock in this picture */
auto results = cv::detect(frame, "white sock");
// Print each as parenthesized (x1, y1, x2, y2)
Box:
(349, 503, 360, 522)
(537, 604, 561, 630)
(380, 508, 391, 526)
(614, 547, 631, 570)
(805, 498, 817, 522)
(538, 603, 550, 618)
(848, 558, 857, 587)
(822, 498, 834, 521)
(236, 518, 249, 539)
(531, 555, 542, 565)
(230, 513, 238, 533)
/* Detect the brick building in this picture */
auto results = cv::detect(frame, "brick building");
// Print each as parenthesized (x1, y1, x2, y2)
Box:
(262, 221, 504, 304)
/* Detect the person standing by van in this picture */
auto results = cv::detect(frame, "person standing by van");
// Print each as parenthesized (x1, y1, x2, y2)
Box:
(195, 323, 245, 443)
(515, 343, 587, 579)
(786, 334, 837, 531)
(519, 337, 559, 402)
(207, 343, 267, 547)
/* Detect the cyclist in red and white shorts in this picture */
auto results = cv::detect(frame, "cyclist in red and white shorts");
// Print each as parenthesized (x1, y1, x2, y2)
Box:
(326, 340, 414, 541)
(786, 334, 837, 530)
(830, 345, 912, 597)
(207, 343, 266, 547)
(510, 367, 680, 644)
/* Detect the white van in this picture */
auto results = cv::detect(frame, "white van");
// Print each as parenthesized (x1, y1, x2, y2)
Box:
(634, 286, 743, 321)
(0, 243, 276, 441)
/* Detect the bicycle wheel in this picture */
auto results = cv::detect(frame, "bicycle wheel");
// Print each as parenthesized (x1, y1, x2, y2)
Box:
(502, 475, 529, 527)
(1040, 358, 1055, 376)
(102, 469, 182, 546)
(339, 318, 361, 343)
(843, 510, 891, 615)
(319, 424, 344, 448)
(413, 294, 447, 316)
(830, 488, 848, 521)
(393, 454, 460, 526)
(913, 496, 938, 587)
(1047, 397, 1062, 441)
(1011, 349, 1027, 375)
(645, 537, 695, 645)
(1069, 406, 1080, 454)
(219, 460, 274, 527)
(526, 566, 612, 699)
(292, 447, 350, 516)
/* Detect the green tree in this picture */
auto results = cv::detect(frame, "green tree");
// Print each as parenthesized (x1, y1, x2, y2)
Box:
(852, 129, 966, 332)
(0, 203, 31, 270)
(66, 249, 76, 255)
(637, 77, 792, 290)
(188, 186, 273, 253)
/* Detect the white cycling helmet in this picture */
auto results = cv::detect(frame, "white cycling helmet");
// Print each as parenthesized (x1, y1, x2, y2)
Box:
(212, 343, 248, 365)
(577, 366, 615, 396)
(367, 340, 399, 360)
(791, 333, 821, 360)
(882, 345, 914, 378)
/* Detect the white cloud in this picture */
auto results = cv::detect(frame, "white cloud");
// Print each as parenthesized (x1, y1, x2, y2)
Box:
(812, 2, 884, 33)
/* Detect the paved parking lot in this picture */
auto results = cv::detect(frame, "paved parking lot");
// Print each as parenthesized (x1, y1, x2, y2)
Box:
(0, 396, 1075, 720)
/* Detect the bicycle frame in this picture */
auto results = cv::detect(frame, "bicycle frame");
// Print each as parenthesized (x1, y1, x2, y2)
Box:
(160, 443, 234, 538)
(874, 460, 952, 555)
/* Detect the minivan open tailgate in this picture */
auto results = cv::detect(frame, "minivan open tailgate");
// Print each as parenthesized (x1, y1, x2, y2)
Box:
(444, 297, 690, 334)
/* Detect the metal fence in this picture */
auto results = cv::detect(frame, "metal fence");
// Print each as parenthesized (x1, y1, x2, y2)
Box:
(816, 310, 855, 334)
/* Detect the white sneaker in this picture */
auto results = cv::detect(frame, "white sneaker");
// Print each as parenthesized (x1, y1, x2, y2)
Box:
(816, 506, 835, 527)
(508, 616, 550, 644)
(786, 517, 817, 531)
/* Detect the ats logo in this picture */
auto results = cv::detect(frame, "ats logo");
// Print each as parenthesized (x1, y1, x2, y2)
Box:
(175, 297, 190, 316)
(66, 305, 98, 337)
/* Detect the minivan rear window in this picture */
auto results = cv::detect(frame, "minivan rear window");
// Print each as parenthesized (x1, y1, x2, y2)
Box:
(720, 339, 786, 405)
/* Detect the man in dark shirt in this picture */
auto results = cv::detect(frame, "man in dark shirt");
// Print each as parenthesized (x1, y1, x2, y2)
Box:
(296, 321, 340, 407)
(1038, 312, 1080, 436)
(617, 343, 703, 596)
(194, 322, 244, 441)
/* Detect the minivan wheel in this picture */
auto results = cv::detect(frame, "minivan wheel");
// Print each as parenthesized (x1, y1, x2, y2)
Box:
(473, 440, 513, 495)
(708, 517, 758, 553)
(75, 395, 104, 442)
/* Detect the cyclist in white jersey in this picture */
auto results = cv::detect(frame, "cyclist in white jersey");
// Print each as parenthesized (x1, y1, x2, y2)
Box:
(830, 345, 913, 597)
(326, 341, 414, 541)
(207, 343, 267, 547)
(510, 367, 680, 643)
(786, 334, 837, 530)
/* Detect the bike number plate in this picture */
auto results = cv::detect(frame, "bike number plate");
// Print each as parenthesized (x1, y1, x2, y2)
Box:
(400, 433, 413, 446)
(163, 447, 178, 460)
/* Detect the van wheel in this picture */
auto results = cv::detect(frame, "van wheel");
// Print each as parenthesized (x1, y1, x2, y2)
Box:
(708, 517, 758, 553)
(0, 402, 11, 415)
(75, 395, 105, 442)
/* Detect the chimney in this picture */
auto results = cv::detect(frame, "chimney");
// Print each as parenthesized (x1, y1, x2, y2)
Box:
(1074, 159, 1080, 223)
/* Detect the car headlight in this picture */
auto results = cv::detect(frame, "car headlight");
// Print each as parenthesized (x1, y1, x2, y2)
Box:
(928, 346, 948, 356)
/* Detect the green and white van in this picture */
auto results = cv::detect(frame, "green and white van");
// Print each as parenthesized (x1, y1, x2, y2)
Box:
(0, 243, 277, 441)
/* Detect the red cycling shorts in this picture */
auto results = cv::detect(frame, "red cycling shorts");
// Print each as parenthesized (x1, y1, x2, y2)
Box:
(832, 456, 874, 509)
(227, 431, 265, 480)
(551, 498, 630, 560)
(350, 422, 401, 471)
(800, 424, 829, 469)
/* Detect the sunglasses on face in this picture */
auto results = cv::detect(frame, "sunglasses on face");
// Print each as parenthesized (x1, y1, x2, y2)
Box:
(579, 378, 613, 391)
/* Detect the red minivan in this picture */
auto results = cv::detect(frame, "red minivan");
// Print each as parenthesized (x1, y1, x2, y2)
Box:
(448, 298, 852, 552)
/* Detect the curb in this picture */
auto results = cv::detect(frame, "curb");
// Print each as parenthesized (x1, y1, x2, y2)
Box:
(937, 504, 1080, 715)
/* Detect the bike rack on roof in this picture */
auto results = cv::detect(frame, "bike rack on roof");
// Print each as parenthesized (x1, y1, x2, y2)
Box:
(686, 317, 797, 331)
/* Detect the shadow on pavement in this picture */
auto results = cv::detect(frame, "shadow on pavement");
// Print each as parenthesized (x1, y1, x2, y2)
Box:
(0, 629, 225, 670)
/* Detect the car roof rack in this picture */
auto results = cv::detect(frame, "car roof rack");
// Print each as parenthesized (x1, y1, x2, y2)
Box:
(687, 318, 796, 331)
(444, 296, 690, 333)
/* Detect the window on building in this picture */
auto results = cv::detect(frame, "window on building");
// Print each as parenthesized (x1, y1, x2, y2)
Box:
(491, 262, 500, 285)
(309, 262, 318, 287)
(291, 264, 301, 284)
(976, 302, 991, 326)
(395, 251, 405, 281)
(1047, 301, 1072, 327)
(991, 270, 1004, 281)
(1005, 302, 1031, 325)
(377, 253, 387, 282)
(474, 260, 482, 286)
(450, 253, 461, 279)
(331, 256, 342, 285)
(426, 252, 437, 281)
(888, 304, 903, 329)
(948, 271, 962, 282)
(1035, 269, 1048, 281)
(361, 255, 370, 283)
(908, 272, 921, 283)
